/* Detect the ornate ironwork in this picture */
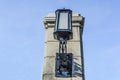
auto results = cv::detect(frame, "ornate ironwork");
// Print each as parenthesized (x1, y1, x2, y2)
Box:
(55, 53, 73, 77)
(59, 38, 67, 53)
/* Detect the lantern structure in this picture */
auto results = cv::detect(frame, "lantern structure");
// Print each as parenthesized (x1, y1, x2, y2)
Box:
(54, 9, 73, 40)
(54, 9, 73, 77)
(43, 8, 85, 80)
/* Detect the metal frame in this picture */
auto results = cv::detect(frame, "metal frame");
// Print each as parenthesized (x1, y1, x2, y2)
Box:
(54, 9, 73, 40)
(55, 53, 73, 77)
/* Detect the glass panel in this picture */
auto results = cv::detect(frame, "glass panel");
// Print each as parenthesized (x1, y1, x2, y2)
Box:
(58, 12, 68, 29)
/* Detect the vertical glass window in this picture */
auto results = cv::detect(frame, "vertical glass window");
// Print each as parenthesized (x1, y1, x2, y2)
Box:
(58, 13, 68, 29)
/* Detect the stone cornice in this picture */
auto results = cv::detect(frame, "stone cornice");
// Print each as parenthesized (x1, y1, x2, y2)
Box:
(43, 13, 85, 29)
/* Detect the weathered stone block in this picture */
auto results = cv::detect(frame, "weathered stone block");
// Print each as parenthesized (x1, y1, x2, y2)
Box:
(45, 27, 81, 42)
(44, 42, 59, 57)
(67, 42, 81, 56)
(43, 57, 55, 74)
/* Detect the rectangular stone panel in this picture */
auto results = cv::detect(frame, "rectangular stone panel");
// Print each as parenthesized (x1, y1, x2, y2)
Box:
(44, 42, 59, 57)
(67, 42, 82, 56)
(71, 27, 80, 41)
(42, 74, 54, 80)
(45, 27, 57, 42)
(45, 27, 81, 42)
(43, 57, 55, 74)
(44, 41, 82, 57)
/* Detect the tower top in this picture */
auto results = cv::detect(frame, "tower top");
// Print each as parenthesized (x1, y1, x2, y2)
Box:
(43, 13, 85, 29)
(42, 11, 85, 80)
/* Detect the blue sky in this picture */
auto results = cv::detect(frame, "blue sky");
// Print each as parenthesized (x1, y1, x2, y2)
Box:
(0, 0, 120, 80)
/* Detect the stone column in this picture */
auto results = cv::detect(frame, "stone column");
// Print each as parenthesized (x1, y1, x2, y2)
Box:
(43, 13, 85, 80)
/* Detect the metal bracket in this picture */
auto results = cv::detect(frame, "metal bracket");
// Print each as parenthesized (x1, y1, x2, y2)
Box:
(59, 38, 67, 53)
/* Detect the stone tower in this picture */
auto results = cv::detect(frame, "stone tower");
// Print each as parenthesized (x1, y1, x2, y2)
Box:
(43, 10, 85, 80)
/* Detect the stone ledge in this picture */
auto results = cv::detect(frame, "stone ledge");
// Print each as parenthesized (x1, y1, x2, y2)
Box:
(43, 13, 84, 29)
